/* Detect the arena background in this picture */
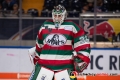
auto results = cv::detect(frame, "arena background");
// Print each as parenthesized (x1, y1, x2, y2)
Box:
(0, 0, 120, 80)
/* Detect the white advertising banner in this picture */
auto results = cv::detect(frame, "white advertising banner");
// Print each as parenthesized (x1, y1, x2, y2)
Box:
(83, 49, 120, 74)
(0, 48, 33, 72)
(0, 48, 120, 74)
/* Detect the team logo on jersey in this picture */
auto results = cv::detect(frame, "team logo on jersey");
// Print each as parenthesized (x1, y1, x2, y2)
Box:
(45, 33, 67, 47)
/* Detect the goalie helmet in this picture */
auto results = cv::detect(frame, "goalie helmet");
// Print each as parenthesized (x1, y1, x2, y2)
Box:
(52, 5, 67, 28)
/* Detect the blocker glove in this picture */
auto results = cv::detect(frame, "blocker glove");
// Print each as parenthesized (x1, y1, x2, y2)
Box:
(74, 54, 90, 73)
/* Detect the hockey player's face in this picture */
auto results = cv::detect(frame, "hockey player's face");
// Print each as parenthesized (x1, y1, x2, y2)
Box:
(54, 14, 63, 22)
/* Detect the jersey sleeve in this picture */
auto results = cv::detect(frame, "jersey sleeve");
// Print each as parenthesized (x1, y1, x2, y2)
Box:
(35, 20, 52, 55)
(35, 24, 44, 56)
(73, 22, 91, 63)
(28, 26, 44, 65)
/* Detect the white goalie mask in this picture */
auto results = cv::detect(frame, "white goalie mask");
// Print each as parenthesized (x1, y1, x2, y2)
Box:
(52, 5, 67, 28)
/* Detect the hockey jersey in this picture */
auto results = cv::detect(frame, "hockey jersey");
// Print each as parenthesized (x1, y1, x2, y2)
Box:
(35, 20, 91, 71)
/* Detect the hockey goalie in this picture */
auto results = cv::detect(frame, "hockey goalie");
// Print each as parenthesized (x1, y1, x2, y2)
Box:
(28, 5, 91, 80)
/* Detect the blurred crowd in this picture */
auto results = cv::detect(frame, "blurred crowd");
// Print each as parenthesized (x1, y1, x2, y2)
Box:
(0, 0, 19, 15)
(0, 0, 120, 17)
(43, 0, 120, 12)
(41, 0, 120, 17)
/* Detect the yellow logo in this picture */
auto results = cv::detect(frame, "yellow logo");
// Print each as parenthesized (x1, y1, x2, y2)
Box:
(69, 71, 78, 79)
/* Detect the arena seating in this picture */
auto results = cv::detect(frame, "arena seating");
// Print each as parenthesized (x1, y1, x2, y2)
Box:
(27, 8, 39, 17)
(0, 0, 120, 17)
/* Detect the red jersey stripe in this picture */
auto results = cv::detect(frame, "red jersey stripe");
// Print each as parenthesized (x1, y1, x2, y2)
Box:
(36, 44, 42, 52)
(38, 59, 74, 66)
(43, 44, 73, 50)
(38, 31, 43, 40)
(74, 29, 85, 38)
(74, 44, 90, 52)
(42, 29, 74, 37)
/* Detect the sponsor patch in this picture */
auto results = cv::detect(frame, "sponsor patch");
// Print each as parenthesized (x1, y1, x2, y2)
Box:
(79, 35, 89, 44)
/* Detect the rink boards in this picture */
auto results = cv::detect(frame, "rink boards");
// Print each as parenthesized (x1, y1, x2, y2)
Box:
(0, 47, 120, 80)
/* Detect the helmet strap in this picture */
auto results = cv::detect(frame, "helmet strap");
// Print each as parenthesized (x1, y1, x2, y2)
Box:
(55, 22, 60, 28)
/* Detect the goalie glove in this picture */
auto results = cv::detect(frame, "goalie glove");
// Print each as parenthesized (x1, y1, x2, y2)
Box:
(28, 47, 39, 65)
(74, 54, 90, 73)
(33, 56, 39, 65)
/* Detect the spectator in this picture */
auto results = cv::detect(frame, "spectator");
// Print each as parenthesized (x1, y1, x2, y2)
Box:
(87, 0, 94, 12)
(0, 3, 2, 10)
(94, 0, 107, 12)
(88, 2, 94, 12)
(81, 3, 89, 13)
(71, 0, 82, 11)
(11, 3, 18, 15)
(2, 0, 16, 10)
(43, 0, 55, 11)
(0, 3, 2, 14)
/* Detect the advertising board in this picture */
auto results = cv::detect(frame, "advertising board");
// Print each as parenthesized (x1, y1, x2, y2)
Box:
(0, 48, 120, 80)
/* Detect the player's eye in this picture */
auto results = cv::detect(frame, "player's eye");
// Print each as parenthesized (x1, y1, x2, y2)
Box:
(58, 15, 62, 18)
(54, 15, 57, 18)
